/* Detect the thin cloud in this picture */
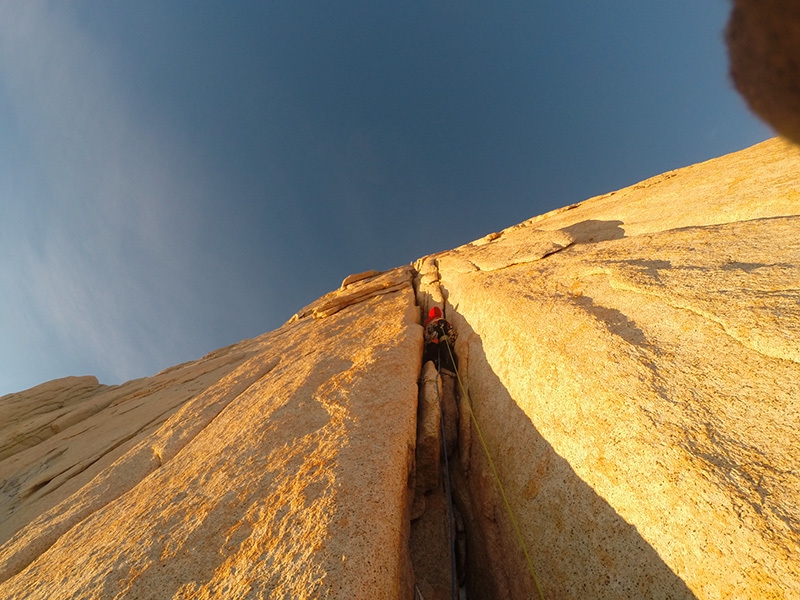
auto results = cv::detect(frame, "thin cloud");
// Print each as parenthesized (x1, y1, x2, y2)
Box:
(0, 2, 212, 390)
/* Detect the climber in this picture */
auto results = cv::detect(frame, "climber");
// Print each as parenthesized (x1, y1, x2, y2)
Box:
(423, 306, 457, 373)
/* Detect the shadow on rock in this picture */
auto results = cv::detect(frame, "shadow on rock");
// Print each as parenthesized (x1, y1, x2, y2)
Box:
(451, 319, 698, 600)
(559, 219, 625, 245)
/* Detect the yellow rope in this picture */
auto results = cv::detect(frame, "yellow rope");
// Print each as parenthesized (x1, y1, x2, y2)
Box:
(444, 341, 546, 600)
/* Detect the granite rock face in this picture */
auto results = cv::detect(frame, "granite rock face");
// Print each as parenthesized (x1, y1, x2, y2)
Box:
(0, 268, 423, 599)
(1, 139, 799, 599)
(430, 137, 800, 599)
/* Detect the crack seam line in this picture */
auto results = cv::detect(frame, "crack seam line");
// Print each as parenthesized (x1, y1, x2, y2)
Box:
(590, 275, 800, 365)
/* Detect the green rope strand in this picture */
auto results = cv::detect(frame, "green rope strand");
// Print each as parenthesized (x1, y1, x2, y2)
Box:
(444, 341, 546, 600)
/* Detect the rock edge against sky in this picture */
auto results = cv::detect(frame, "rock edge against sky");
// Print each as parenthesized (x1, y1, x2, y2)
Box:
(1, 137, 799, 599)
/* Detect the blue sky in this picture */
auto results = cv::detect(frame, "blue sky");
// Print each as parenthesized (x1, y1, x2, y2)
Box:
(0, 1, 771, 395)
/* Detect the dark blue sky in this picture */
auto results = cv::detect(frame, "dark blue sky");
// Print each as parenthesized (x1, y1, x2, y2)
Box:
(0, 1, 770, 394)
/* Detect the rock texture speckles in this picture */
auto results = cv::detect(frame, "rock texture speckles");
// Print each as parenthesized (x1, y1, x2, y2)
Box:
(1, 139, 799, 599)
(0, 267, 423, 600)
(434, 138, 800, 598)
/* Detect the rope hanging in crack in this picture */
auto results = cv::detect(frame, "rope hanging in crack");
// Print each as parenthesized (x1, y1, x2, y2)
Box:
(436, 344, 459, 600)
(444, 341, 546, 600)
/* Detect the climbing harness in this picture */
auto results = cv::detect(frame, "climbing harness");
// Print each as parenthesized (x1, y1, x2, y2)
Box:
(444, 341, 546, 600)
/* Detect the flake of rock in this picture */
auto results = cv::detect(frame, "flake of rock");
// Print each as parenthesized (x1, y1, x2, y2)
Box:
(444, 226, 575, 272)
(0, 376, 106, 461)
(414, 360, 442, 501)
(291, 265, 415, 321)
(341, 269, 382, 288)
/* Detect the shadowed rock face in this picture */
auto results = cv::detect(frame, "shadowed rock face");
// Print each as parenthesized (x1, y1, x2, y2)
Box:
(727, 0, 800, 144)
(0, 139, 799, 599)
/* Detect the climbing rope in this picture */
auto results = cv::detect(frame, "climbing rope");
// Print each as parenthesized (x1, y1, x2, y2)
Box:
(436, 344, 460, 600)
(444, 340, 546, 600)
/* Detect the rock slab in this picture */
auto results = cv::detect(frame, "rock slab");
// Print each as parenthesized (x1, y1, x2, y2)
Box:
(0, 267, 423, 600)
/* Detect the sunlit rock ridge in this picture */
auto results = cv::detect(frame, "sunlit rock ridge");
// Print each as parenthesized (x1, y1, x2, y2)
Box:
(1, 137, 799, 599)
